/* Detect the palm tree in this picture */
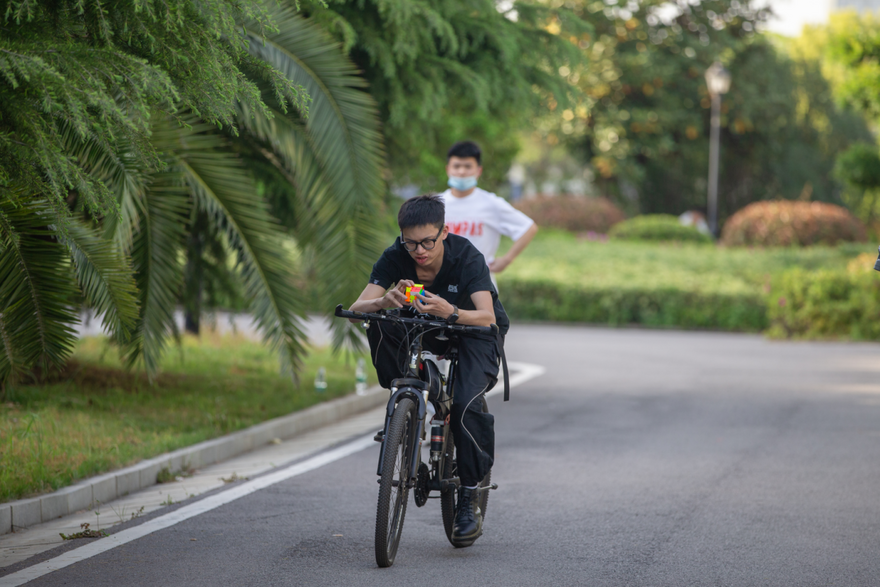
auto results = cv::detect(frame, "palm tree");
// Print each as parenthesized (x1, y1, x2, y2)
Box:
(0, 194, 140, 385)
(0, 3, 386, 387)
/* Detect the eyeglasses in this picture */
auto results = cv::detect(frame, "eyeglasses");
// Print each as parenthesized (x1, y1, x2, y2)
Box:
(400, 228, 443, 252)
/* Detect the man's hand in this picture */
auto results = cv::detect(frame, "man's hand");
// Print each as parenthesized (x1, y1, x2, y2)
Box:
(488, 256, 511, 274)
(381, 279, 414, 309)
(489, 223, 537, 274)
(410, 290, 453, 318)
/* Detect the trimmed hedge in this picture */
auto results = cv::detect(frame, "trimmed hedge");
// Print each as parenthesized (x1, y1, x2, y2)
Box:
(767, 253, 880, 339)
(721, 200, 867, 247)
(513, 195, 625, 233)
(496, 230, 874, 336)
(501, 278, 767, 331)
(609, 214, 713, 243)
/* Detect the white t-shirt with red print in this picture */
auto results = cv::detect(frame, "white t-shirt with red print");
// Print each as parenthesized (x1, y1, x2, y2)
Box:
(440, 188, 535, 265)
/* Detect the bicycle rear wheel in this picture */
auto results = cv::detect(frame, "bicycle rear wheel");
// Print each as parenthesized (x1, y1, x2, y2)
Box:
(440, 396, 492, 547)
(375, 397, 417, 567)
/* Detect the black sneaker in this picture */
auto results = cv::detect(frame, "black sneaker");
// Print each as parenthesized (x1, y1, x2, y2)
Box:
(373, 429, 384, 443)
(451, 486, 482, 546)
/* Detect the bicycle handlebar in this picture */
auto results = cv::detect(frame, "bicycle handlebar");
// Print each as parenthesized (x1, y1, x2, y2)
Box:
(334, 304, 498, 337)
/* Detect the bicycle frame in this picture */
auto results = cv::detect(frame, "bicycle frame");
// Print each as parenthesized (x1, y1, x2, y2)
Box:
(333, 304, 497, 490)
(375, 332, 458, 484)
(334, 304, 502, 563)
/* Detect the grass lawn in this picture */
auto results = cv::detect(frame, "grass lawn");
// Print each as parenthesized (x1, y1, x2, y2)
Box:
(502, 229, 863, 288)
(0, 332, 376, 503)
(496, 229, 869, 330)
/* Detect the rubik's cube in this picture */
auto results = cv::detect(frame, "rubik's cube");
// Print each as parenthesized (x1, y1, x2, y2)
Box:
(405, 284, 424, 303)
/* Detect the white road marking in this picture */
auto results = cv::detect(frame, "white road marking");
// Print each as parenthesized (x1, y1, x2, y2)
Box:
(0, 362, 545, 586)
(488, 361, 546, 398)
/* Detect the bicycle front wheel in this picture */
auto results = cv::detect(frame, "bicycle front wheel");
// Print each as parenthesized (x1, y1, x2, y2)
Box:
(375, 397, 417, 567)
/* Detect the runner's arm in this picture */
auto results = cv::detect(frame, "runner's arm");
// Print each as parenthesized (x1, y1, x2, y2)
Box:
(489, 222, 537, 274)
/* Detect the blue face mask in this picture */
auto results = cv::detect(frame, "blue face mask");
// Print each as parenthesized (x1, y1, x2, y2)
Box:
(448, 175, 478, 191)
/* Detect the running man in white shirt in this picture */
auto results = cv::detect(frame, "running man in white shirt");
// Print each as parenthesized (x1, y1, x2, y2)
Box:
(440, 141, 538, 280)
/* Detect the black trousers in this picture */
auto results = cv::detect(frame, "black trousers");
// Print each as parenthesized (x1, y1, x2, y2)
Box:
(366, 320, 500, 487)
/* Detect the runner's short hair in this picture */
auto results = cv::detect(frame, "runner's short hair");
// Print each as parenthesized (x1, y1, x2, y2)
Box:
(398, 193, 445, 230)
(447, 141, 482, 165)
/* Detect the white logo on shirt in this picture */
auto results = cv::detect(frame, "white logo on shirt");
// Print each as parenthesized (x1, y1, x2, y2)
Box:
(448, 285, 458, 293)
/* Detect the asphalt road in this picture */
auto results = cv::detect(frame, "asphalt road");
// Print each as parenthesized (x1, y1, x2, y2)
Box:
(13, 325, 880, 586)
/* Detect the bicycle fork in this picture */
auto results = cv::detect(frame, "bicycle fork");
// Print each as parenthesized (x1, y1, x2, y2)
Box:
(376, 381, 429, 484)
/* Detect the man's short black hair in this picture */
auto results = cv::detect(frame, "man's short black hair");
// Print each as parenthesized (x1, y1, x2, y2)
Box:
(447, 141, 482, 165)
(398, 193, 445, 230)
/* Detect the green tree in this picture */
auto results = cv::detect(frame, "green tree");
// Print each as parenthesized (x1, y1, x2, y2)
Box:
(1, 0, 305, 213)
(0, 1, 386, 386)
(834, 143, 880, 227)
(532, 0, 871, 219)
(300, 0, 588, 192)
(800, 11, 880, 228)
(823, 10, 880, 125)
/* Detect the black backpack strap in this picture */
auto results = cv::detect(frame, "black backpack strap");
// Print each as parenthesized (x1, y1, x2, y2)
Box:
(497, 330, 510, 402)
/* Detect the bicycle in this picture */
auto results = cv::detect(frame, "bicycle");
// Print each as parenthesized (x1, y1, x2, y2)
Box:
(334, 304, 508, 567)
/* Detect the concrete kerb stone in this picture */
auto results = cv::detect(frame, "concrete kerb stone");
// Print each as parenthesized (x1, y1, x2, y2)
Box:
(138, 457, 170, 489)
(39, 491, 69, 522)
(247, 420, 281, 447)
(0, 505, 10, 535)
(10, 498, 41, 531)
(212, 434, 246, 464)
(64, 483, 93, 514)
(90, 473, 118, 506)
(167, 449, 193, 476)
(115, 468, 140, 499)
(0, 386, 388, 536)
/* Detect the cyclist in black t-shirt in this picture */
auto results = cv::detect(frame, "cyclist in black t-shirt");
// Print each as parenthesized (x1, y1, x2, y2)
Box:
(349, 193, 507, 546)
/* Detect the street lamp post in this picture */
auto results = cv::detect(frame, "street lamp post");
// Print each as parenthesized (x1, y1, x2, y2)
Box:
(705, 61, 731, 237)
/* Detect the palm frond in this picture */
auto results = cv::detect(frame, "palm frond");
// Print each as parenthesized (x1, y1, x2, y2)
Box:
(59, 122, 151, 251)
(62, 219, 140, 343)
(0, 197, 79, 384)
(162, 116, 308, 371)
(239, 7, 388, 350)
(121, 133, 191, 376)
(244, 6, 385, 207)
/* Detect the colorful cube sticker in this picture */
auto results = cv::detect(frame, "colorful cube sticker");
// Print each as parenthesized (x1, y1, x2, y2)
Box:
(405, 284, 424, 303)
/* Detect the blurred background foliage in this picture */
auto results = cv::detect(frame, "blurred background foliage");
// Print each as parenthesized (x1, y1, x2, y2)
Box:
(525, 1, 873, 223)
(8, 0, 880, 388)
(298, 0, 589, 191)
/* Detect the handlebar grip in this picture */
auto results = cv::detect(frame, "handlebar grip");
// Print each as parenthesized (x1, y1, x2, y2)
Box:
(457, 323, 497, 336)
(333, 304, 498, 337)
(335, 304, 367, 320)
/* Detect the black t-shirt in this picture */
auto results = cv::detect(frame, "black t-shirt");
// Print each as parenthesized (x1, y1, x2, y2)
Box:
(369, 233, 510, 334)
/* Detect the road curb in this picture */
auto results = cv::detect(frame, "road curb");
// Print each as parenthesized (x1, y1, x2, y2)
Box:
(0, 386, 387, 536)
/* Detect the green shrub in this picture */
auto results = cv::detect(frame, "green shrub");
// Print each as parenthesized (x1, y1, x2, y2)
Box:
(513, 195, 626, 233)
(501, 278, 766, 331)
(767, 253, 880, 339)
(496, 230, 875, 335)
(721, 200, 867, 247)
(498, 232, 766, 331)
(608, 214, 712, 243)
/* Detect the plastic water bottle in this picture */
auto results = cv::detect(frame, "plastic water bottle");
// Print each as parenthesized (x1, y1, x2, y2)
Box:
(355, 358, 368, 395)
(314, 367, 328, 392)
